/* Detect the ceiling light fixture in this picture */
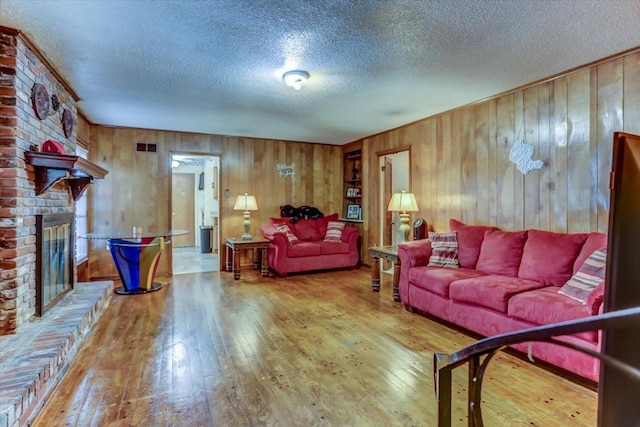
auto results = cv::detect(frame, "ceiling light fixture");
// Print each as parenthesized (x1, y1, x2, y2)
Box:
(283, 70, 309, 90)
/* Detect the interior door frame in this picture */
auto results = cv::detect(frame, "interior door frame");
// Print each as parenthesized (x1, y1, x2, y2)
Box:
(169, 150, 222, 268)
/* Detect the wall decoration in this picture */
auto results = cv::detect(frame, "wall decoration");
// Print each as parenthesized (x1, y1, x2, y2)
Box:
(346, 204, 361, 220)
(277, 163, 296, 178)
(509, 139, 544, 175)
(31, 83, 50, 120)
(61, 109, 74, 138)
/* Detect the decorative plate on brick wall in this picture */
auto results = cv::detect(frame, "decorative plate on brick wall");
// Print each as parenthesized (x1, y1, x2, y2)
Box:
(61, 109, 74, 138)
(31, 83, 50, 120)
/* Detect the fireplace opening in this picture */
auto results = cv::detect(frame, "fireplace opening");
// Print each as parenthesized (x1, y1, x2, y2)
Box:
(36, 213, 75, 316)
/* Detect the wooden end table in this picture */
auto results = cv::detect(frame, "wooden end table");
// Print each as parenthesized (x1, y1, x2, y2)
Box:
(369, 245, 401, 302)
(225, 238, 270, 280)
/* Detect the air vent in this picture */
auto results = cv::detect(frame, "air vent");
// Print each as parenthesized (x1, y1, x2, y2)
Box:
(136, 143, 157, 152)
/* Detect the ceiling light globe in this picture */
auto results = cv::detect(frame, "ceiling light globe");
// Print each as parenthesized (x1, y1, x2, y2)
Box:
(283, 70, 309, 90)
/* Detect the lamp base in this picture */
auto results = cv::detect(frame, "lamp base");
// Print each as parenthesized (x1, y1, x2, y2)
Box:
(242, 212, 252, 240)
(398, 212, 411, 242)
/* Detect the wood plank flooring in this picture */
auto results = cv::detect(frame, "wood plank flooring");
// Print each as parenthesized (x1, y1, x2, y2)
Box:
(33, 268, 597, 426)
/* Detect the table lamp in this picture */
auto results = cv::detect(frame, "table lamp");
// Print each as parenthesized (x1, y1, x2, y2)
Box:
(387, 190, 419, 242)
(233, 193, 258, 240)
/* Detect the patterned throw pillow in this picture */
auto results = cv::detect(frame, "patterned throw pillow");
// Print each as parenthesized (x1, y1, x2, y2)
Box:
(323, 221, 345, 242)
(275, 223, 300, 244)
(558, 248, 607, 304)
(428, 231, 459, 268)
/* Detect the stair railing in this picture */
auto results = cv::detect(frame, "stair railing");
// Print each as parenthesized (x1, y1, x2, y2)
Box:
(434, 306, 640, 427)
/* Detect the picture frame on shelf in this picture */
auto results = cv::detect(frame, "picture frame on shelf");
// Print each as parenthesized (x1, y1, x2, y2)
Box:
(346, 187, 356, 197)
(353, 187, 361, 197)
(346, 204, 361, 220)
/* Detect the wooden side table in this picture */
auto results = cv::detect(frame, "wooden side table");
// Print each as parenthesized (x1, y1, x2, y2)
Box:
(369, 245, 400, 302)
(225, 238, 270, 280)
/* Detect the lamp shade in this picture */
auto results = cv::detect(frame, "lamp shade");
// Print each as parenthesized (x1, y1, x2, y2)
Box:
(387, 190, 419, 213)
(233, 193, 258, 211)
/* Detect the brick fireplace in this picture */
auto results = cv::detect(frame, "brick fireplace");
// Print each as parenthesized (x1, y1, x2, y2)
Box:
(0, 27, 78, 335)
(0, 26, 115, 426)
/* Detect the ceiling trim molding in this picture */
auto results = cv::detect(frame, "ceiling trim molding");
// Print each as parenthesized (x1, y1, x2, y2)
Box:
(469, 44, 640, 109)
(9, 26, 81, 102)
(353, 44, 640, 145)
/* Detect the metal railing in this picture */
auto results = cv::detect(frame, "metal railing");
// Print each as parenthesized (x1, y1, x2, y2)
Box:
(434, 306, 640, 427)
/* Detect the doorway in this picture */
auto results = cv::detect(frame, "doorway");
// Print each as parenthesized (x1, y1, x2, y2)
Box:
(378, 150, 410, 247)
(170, 153, 220, 274)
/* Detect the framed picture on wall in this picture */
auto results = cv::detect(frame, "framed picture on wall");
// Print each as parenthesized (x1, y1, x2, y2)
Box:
(346, 204, 361, 220)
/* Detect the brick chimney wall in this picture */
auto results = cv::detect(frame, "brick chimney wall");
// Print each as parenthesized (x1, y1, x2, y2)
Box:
(0, 28, 77, 335)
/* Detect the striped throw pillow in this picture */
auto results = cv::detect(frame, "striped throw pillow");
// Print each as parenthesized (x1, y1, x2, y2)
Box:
(558, 248, 607, 304)
(323, 221, 345, 242)
(428, 231, 459, 268)
(275, 223, 300, 244)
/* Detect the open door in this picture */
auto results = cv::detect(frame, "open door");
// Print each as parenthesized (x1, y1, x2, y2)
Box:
(598, 132, 640, 425)
(171, 173, 196, 247)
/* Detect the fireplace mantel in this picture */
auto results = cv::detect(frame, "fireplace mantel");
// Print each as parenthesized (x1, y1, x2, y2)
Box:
(26, 151, 109, 200)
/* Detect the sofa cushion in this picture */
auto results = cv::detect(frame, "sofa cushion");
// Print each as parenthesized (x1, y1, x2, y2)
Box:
(508, 287, 597, 342)
(517, 230, 587, 286)
(316, 213, 339, 237)
(449, 219, 499, 269)
(450, 275, 544, 313)
(475, 229, 527, 276)
(323, 221, 345, 242)
(269, 216, 293, 226)
(275, 223, 299, 244)
(286, 241, 321, 257)
(573, 232, 607, 275)
(293, 218, 323, 241)
(409, 267, 484, 297)
(558, 248, 607, 304)
(427, 231, 459, 268)
(318, 241, 351, 255)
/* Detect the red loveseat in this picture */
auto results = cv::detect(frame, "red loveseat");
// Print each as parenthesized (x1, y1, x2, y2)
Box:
(398, 219, 607, 382)
(260, 214, 360, 276)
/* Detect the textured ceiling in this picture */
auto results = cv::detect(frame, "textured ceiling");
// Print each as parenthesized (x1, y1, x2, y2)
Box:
(2, 0, 640, 145)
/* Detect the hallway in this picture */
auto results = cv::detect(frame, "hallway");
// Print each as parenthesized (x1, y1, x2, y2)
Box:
(172, 246, 219, 274)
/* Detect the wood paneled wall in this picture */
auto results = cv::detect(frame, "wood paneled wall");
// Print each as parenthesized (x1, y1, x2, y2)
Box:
(87, 128, 342, 278)
(355, 51, 640, 264)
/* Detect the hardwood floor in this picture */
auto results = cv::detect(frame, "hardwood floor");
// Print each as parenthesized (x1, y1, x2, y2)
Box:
(33, 268, 597, 426)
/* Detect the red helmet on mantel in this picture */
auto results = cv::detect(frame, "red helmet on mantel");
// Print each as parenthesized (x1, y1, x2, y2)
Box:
(42, 139, 66, 154)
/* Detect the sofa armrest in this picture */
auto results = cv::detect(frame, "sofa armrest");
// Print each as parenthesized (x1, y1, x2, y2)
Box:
(397, 239, 432, 268)
(396, 239, 431, 305)
(260, 224, 289, 245)
(342, 225, 359, 243)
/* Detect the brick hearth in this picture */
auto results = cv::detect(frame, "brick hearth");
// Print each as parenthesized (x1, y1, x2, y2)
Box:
(0, 280, 112, 427)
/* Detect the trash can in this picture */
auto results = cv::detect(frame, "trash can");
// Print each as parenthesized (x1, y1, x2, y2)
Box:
(200, 226, 213, 253)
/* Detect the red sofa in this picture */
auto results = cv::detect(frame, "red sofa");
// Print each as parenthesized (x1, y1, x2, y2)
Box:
(398, 219, 607, 382)
(260, 214, 360, 276)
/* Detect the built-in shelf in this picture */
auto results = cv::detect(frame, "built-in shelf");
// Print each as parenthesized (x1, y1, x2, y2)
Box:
(25, 151, 109, 201)
(339, 218, 363, 224)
